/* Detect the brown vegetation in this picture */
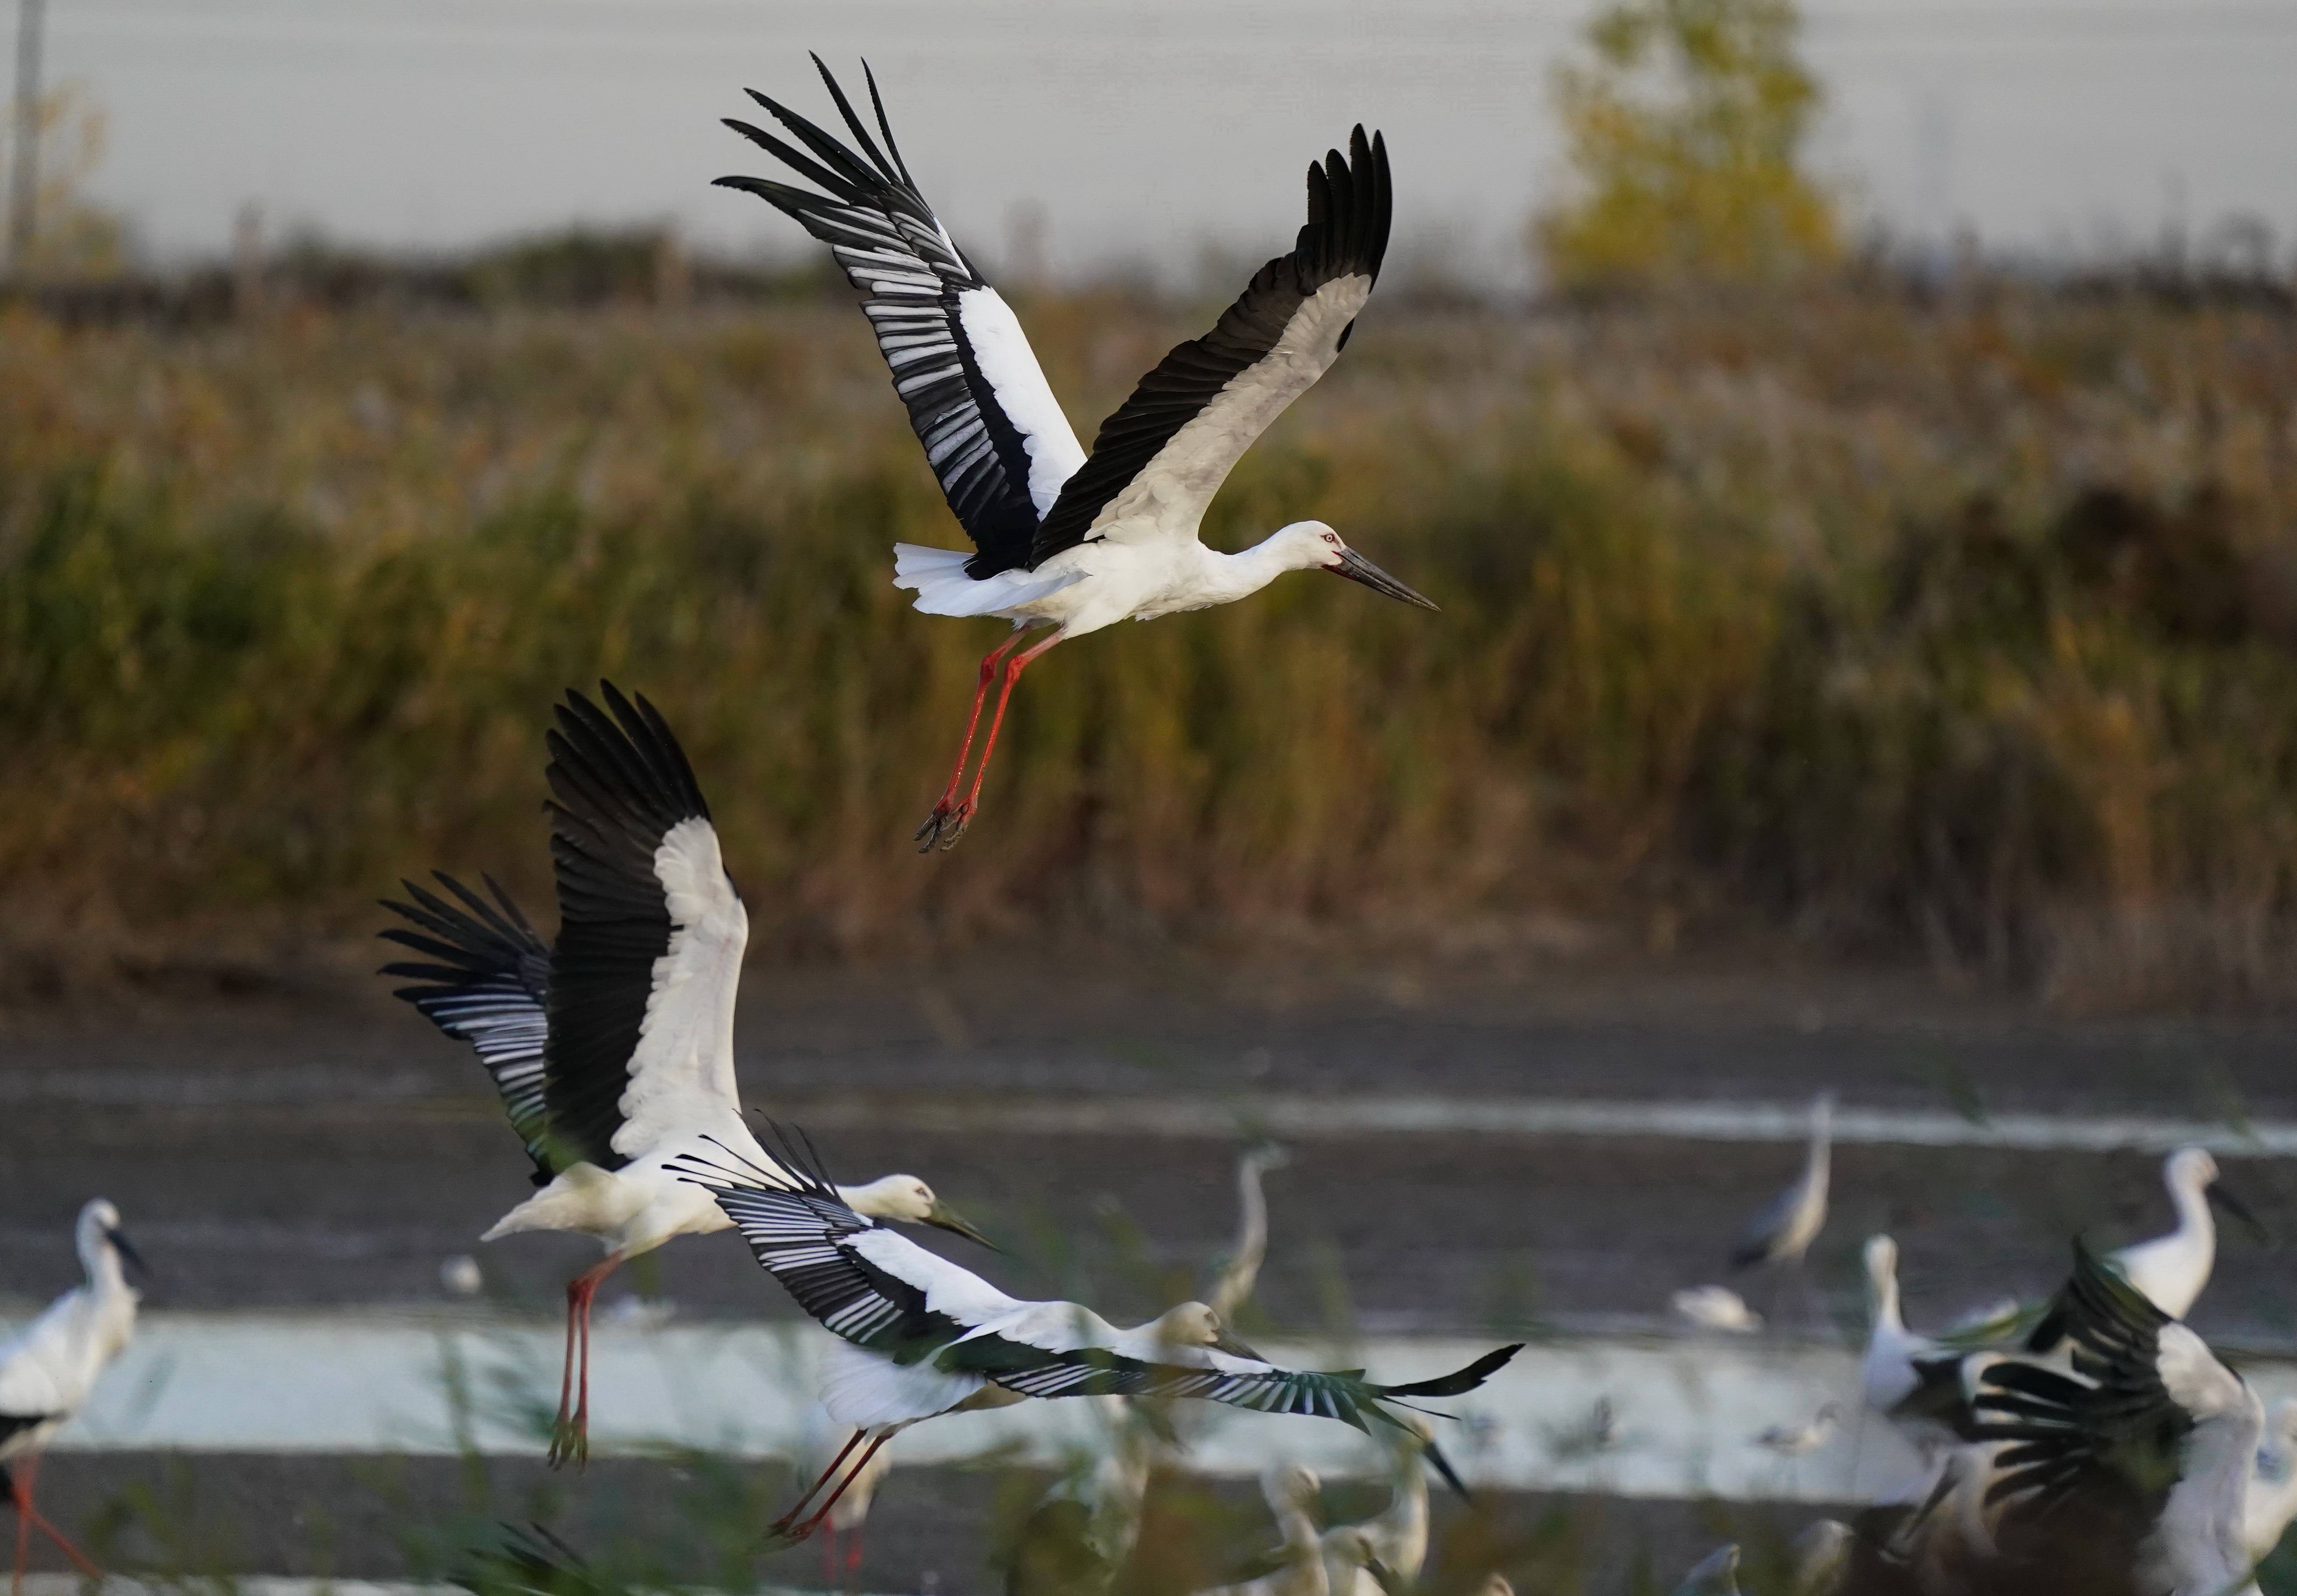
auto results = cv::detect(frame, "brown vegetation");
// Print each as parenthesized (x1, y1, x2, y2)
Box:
(1, 281, 2293, 1006)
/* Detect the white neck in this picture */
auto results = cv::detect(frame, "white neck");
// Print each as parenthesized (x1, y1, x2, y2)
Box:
(1868, 1259, 1902, 1332)
(1199, 535, 1313, 607)
(2169, 1171, 2215, 1240)
(78, 1230, 127, 1299)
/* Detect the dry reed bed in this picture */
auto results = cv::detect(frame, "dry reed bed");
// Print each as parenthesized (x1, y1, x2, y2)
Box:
(1, 288, 2293, 1001)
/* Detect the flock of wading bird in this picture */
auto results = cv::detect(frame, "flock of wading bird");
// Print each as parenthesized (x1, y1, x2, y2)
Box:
(1, 51, 2290, 1596)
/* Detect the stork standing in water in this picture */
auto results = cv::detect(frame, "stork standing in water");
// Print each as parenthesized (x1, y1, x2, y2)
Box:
(678, 1133, 1519, 1543)
(2022, 1146, 2263, 1354)
(1730, 1093, 1833, 1331)
(1858, 1234, 1992, 1470)
(718, 59, 1437, 850)
(0, 1199, 144, 1593)
(379, 684, 989, 1467)
(1195, 1464, 1331, 1596)
(1002, 1143, 1296, 1596)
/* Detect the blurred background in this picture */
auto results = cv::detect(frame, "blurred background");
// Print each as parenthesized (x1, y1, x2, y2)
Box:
(5, 0, 2297, 1590)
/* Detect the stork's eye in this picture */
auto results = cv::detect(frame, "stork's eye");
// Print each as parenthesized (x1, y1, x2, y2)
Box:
(1323, 533, 1339, 545)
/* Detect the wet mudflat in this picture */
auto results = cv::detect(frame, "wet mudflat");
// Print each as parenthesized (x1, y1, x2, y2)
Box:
(3, 959, 2293, 1342)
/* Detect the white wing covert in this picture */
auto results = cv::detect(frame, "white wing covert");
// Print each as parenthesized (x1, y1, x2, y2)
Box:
(1028, 128, 1391, 567)
(540, 684, 750, 1167)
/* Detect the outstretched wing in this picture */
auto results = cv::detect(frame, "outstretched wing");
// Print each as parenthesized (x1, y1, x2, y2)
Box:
(1028, 127, 1391, 568)
(1971, 1241, 2189, 1522)
(948, 1338, 1518, 1434)
(544, 683, 749, 1169)
(379, 873, 555, 1182)
(719, 57, 1086, 579)
(679, 1134, 1014, 1366)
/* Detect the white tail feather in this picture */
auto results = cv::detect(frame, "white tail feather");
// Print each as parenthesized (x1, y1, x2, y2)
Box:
(891, 543, 1081, 620)
(819, 1334, 984, 1429)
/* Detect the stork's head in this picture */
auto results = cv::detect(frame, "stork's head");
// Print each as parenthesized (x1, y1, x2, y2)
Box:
(844, 1174, 995, 1249)
(2168, 1146, 2267, 1241)
(77, 1197, 146, 1280)
(1274, 522, 1438, 610)
(1152, 1301, 1264, 1359)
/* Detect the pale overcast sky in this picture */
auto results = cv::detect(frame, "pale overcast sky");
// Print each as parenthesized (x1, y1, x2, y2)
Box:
(26, 0, 2297, 285)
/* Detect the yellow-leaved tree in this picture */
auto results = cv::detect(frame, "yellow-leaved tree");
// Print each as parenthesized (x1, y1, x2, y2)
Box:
(1535, 0, 1840, 290)
(5, 82, 129, 277)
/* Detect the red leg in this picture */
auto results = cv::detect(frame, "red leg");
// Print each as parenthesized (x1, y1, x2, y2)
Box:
(10, 1454, 101, 1585)
(919, 632, 1063, 852)
(786, 1432, 894, 1544)
(844, 1524, 865, 1590)
(916, 631, 1031, 851)
(773, 1427, 867, 1537)
(820, 1524, 840, 1588)
(549, 1252, 624, 1470)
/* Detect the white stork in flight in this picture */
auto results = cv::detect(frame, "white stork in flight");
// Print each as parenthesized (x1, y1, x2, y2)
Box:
(720, 59, 1437, 850)
(379, 684, 990, 1468)
(675, 1130, 1520, 1544)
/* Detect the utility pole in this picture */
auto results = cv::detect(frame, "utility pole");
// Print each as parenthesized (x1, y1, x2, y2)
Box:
(8, 0, 44, 273)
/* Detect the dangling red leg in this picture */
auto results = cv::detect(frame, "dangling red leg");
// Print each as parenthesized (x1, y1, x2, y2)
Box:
(548, 1252, 624, 1470)
(916, 630, 1031, 851)
(919, 632, 1063, 853)
(785, 1432, 894, 1544)
(9, 1454, 102, 1590)
(772, 1426, 868, 1538)
(844, 1524, 866, 1590)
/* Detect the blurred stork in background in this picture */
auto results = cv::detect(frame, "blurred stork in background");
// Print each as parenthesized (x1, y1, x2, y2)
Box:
(1193, 1464, 1330, 1596)
(718, 58, 1435, 850)
(987, 1143, 1297, 1595)
(0, 1199, 144, 1593)
(1730, 1093, 1833, 1330)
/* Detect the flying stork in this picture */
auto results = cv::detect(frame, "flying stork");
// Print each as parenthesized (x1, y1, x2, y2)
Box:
(719, 59, 1437, 850)
(1973, 1239, 2263, 1596)
(378, 684, 990, 1468)
(0, 1199, 144, 1591)
(675, 1131, 1520, 1544)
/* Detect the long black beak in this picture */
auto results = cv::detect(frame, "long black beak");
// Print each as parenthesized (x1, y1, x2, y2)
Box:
(1329, 547, 1439, 610)
(1210, 1324, 1265, 1361)
(1365, 1556, 1405, 1596)
(108, 1227, 150, 1281)
(1423, 1437, 1473, 1503)
(924, 1200, 997, 1251)
(2209, 1181, 2271, 1244)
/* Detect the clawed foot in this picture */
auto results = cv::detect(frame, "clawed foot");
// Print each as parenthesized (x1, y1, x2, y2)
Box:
(763, 1514, 816, 1547)
(913, 801, 974, 853)
(546, 1417, 589, 1471)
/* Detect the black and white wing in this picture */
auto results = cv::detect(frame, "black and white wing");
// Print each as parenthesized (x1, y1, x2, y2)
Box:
(543, 683, 748, 1170)
(1971, 1241, 2190, 1523)
(950, 1333, 1519, 1435)
(678, 1137, 1014, 1362)
(719, 58, 1086, 579)
(379, 873, 555, 1183)
(1028, 128, 1391, 568)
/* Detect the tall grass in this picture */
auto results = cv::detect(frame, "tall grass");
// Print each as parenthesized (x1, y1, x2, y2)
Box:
(2, 284, 2294, 1002)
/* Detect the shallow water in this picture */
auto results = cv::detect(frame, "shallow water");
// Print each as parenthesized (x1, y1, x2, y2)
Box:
(40, 1310, 2297, 1506)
